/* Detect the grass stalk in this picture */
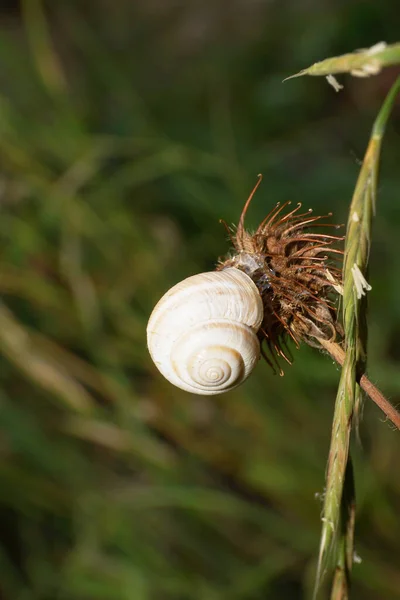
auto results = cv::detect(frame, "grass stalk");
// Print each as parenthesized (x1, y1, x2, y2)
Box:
(313, 76, 400, 598)
(329, 458, 355, 600)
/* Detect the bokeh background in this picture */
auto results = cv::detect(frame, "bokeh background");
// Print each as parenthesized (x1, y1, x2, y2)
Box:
(0, 1, 400, 599)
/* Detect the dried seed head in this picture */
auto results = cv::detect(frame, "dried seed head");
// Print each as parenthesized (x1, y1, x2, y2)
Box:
(218, 176, 343, 373)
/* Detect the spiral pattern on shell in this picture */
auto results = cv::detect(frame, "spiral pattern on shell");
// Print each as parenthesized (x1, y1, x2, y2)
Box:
(146, 268, 264, 394)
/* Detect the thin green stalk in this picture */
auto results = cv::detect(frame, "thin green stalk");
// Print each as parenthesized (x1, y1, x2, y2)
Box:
(313, 76, 400, 599)
(330, 458, 356, 600)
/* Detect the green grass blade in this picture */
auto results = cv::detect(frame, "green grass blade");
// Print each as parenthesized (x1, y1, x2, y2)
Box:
(313, 76, 400, 598)
(0, 302, 94, 413)
(21, 0, 67, 95)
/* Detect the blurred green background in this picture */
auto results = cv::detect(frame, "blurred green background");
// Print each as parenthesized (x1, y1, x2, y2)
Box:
(0, 1, 399, 599)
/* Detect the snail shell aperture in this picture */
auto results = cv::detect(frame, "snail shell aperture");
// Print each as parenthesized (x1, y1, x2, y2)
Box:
(146, 267, 264, 395)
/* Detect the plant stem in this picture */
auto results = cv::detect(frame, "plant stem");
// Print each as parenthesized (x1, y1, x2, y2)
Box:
(330, 457, 355, 600)
(318, 338, 400, 430)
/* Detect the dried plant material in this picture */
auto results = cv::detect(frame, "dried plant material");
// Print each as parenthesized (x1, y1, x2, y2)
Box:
(326, 74, 343, 92)
(326, 269, 344, 295)
(351, 263, 372, 299)
(350, 42, 387, 77)
(219, 176, 343, 373)
(351, 63, 382, 78)
(366, 41, 388, 55)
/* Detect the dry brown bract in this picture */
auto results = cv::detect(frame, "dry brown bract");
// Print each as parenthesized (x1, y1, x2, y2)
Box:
(218, 176, 344, 374)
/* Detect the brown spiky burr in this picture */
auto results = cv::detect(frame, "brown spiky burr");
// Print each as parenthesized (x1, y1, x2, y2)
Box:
(218, 175, 344, 373)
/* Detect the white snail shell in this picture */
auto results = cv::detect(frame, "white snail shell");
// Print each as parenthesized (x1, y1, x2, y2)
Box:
(147, 267, 263, 395)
